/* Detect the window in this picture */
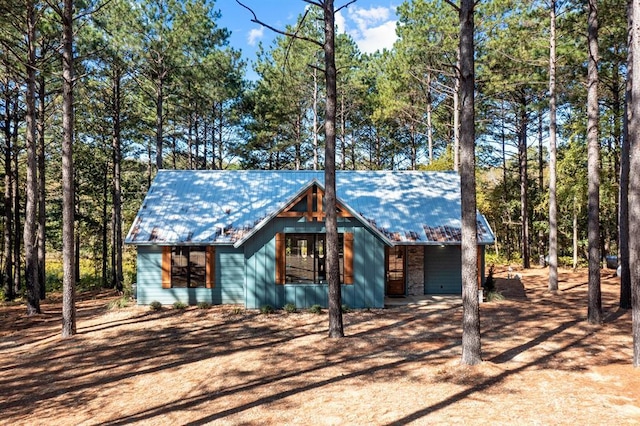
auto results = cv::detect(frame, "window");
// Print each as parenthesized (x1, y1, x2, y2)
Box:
(276, 233, 353, 285)
(162, 246, 214, 289)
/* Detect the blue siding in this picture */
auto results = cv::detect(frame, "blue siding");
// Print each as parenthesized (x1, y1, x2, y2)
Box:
(135, 218, 388, 308)
(135, 245, 244, 305)
(244, 218, 386, 309)
(424, 245, 462, 294)
(217, 246, 245, 304)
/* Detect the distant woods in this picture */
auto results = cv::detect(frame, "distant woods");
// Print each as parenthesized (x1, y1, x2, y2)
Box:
(0, 0, 632, 303)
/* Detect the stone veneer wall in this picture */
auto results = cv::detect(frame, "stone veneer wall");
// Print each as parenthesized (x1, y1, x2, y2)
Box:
(406, 246, 424, 296)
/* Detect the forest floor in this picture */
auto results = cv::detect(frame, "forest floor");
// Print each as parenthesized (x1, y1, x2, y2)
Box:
(1, 265, 639, 425)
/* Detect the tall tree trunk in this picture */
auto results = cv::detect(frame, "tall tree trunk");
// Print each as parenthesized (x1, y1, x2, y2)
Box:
(188, 108, 193, 169)
(620, 0, 632, 309)
(587, 0, 602, 325)
(427, 72, 433, 164)
(548, 0, 559, 292)
(627, 0, 640, 366)
(112, 66, 123, 292)
(24, 0, 40, 315)
(573, 196, 579, 269)
(322, 0, 343, 338)
(195, 110, 200, 170)
(2, 84, 14, 301)
(102, 159, 108, 289)
(313, 66, 319, 171)
(156, 73, 164, 170)
(519, 105, 530, 269)
(340, 92, 346, 170)
(459, 0, 481, 366)
(501, 100, 511, 261)
(537, 112, 544, 263)
(37, 75, 46, 300)
(12, 139, 20, 296)
(61, 0, 76, 337)
(453, 54, 461, 172)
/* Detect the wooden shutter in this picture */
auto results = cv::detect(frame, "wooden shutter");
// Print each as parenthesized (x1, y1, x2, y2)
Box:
(275, 233, 285, 285)
(206, 246, 215, 289)
(161, 246, 172, 289)
(343, 233, 354, 285)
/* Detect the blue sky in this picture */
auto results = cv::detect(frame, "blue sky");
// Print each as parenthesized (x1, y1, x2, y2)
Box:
(216, 0, 399, 78)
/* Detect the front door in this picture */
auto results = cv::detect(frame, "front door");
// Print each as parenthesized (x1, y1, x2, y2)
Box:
(386, 246, 406, 296)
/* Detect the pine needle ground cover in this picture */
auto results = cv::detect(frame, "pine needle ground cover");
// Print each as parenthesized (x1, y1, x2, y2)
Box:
(1, 267, 638, 425)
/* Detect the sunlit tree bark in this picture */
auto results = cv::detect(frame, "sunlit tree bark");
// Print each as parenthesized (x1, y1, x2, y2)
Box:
(587, 0, 603, 325)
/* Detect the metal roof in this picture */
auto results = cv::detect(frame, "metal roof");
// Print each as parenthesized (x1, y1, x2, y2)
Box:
(125, 170, 495, 246)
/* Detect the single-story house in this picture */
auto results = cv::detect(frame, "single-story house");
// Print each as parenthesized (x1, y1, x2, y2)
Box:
(125, 170, 495, 309)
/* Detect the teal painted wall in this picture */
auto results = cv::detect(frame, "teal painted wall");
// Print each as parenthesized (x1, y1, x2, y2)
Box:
(135, 245, 244, 305)
(243, 218, 386, 309)
(135, 227, 482, 306)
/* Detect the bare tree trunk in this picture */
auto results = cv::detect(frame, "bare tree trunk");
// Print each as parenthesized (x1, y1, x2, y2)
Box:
(620, 0, 632, 309)
(37, 75, 46, 300)
(519, 106, 530, 269)
(12, 140, 20, 296)
(155, 75, 164, 170)
(549, 0, 559, 292)
(24, 0, 40, 315)
(195, 110, 200, 169)
(102, 159, 108, 289)
(2, 84, 14, 301)
(427, 72, 433, 164)
(322, 0, 343, 338)
(627, 0, 640, 367)
(501, 100, 511, 261)
(112, 68, 123, 292)
(313, 66, 319, 171)
(188, 104, 193, 169)
(573, 196, 579, 269)
(587, 0, 602, 325)
(453, 54, 460, 172)
(538, 113, 544, 263)
(459, 0, 481, 366)
(61, 0, 76, 337)
(340, 92, 346, 170)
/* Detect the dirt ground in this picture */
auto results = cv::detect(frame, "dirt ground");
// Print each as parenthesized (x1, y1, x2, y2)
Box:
(1, 266, 639, 425)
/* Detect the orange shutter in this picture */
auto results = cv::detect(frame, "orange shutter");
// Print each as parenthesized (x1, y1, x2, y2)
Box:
(206, 246, 215, 289)
(161, 246, 171, 289)
(275, 233, 285, 284)
(343, 233, 354, 285)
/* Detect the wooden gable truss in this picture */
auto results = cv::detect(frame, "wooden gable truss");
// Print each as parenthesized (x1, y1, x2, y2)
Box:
(277, 184, 353, 221)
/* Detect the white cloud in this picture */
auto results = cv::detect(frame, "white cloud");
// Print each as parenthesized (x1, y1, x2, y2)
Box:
(351, 6, 391, 28)
(335, 10, 346, 34)
(247, 26, 264, 46)
(342, 6, 397, 54)
(354, 20, 397, 53)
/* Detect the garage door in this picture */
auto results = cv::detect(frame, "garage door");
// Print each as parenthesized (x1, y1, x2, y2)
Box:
(424, 245, 462, 294)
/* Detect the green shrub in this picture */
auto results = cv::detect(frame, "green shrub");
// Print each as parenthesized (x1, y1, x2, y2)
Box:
(341, 304, 351, 313)
(260, 304, 275, 314)
(122, 271, 137, 299)
(149, 301, 162, 311)
(486, 291, 505, 302)
(308, 304, 322, 314)
(107, 296, 130, 310)
(283, 303, 297, 313)
(173, 301, 188, 310)
(197, 302, 211, 309)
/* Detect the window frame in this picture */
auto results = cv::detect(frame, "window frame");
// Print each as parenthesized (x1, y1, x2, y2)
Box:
(162, 246, 214, 289)
(276, 232, 353, 285)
